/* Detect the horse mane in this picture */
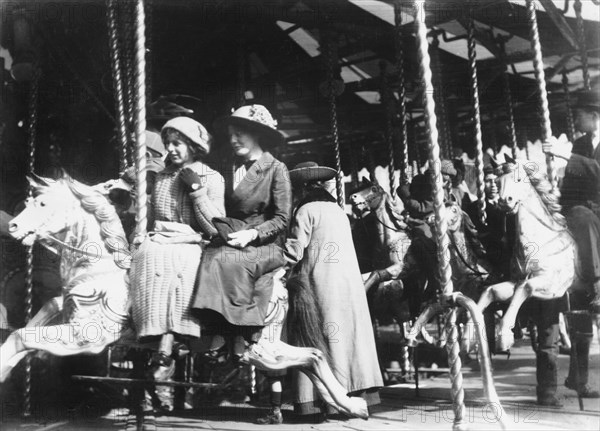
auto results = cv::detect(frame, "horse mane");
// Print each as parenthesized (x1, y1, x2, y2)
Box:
(62, 177, 131, 269)
(522, 164, 566, 227)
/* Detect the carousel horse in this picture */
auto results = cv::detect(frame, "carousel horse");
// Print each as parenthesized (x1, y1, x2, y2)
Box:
(0, 173, 369, 418)
(0, 173, 131, 383)
(473, 162, 577, 352)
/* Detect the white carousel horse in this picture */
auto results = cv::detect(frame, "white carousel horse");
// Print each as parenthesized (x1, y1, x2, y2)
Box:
(474, 162, 577, 351)
(1, 173, 131, 383)
(1, 172, 368, 418)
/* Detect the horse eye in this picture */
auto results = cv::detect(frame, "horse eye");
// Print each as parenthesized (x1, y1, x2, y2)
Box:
(39, 201, 46, 207)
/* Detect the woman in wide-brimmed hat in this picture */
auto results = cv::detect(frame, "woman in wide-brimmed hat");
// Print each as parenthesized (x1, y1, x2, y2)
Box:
(192, 105, 292, 365)
(282, 161, 383, 422)
(130, 116, 226, 381)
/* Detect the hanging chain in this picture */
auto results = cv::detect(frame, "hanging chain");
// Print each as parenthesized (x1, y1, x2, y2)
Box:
(134, 0, 148, 239)
(527, 0, 556, 192)
(467, 15, 486, 226)
(380, 61, 397, 196)
(574, 0, 590, 91)
(562, 73, 575, 142)
(498, 36, 518, 159)
(394, 0, 410, 184)
(107, 0, 129, 174)
(324, 30, 344, 208)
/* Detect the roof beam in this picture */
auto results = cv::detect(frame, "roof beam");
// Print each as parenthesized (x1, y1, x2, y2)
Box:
(537, 0, 580, 50)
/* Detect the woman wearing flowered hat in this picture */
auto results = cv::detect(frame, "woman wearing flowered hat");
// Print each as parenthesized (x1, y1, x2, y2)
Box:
(192, 105, 292, 365)
(130, 116, 225, 382)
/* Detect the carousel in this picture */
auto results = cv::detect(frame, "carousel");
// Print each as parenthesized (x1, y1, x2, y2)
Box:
(0, 1, 599, 430)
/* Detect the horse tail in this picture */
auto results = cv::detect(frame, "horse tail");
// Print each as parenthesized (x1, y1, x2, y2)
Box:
(286, 277, 331, 362)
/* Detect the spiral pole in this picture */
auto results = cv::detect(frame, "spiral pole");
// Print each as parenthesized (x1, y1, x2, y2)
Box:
(498, 37, 518, 159)
(430, 35, 451, 159)
(527, 0, 556, 192)
(107, 0, 129, 174)
(380, 61, 397, 195)
(445, 309, 466, 429)
(237, 31, 246, 108)
(562, 73, 575, 142)
(123, 0, 136, 167)
(574, 0, 590, 91)
(134, 0, 148, 239)
(23, 67, 40, 418)
(145, 0, 153, 103)
(467, 15, 486, 226)
(394, 0, 410, 184)
(325, 31, 344, 208)
(413, 0, 453, 297)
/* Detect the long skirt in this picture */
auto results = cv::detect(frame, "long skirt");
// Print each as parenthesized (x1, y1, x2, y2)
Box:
(192, 242, 285, 326)
(130, 239, 203, 338)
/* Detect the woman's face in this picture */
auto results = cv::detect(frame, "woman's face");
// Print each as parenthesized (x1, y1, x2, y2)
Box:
(228, 125, 260, 158)
(165, 134, 194, 166)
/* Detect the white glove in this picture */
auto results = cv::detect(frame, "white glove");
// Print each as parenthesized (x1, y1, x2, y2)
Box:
(227, 229, 258, 248)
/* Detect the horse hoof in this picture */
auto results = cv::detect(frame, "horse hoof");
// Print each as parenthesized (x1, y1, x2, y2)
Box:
(495, 330, 514, 352)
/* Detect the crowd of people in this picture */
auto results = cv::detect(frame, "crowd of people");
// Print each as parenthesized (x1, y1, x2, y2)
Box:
(2, 90, 598, 420)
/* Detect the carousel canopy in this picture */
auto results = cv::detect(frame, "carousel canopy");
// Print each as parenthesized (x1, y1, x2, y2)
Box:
(0, 0, 598, 183)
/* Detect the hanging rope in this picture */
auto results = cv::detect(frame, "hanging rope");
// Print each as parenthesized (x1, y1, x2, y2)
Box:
(498, 36, 518, 159)
(107, 0, 129, 174)
(134, 0, 148, 239)
(23, 67, 40, 419)
(574, 0, 590, 91)
(394, 0, 410, 184)
(413, 1, 453, 298)
(527, 0, 557, 192)
(380, 61, 397, 196)
(562, 73, 575, 142)
(467, 15, 486, 226)
(324, 30, 344, 208)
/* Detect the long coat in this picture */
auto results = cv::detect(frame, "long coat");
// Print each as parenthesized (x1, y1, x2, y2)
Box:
(285, 199, 383, 413)
(192, 152, 292, 326)
(131, 161, 225, 338)
(560, 134, 600, 212)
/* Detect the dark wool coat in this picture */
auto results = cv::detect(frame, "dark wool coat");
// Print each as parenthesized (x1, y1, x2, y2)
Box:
(192, 152, 292, 326)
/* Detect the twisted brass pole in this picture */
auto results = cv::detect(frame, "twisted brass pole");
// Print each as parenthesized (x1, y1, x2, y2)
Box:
(527, 0, 556, 192)
(134, 0, 148, 239)
(498, 37, 518, 159)
(574, 0, 590, 91)
(107, 0, 129, 174)
(562, 73, 575, 142)
(467, 15, 486, 226)
(380, 61, 397, 195)
(394, 0, 410, 184)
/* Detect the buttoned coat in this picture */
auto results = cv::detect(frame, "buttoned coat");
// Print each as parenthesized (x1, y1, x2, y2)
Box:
(193, 152, 292, 326)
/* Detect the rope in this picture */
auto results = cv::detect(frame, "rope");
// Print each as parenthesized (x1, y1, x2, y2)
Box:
(107, 0, 129, 174)
(394, 0, 410, 184)
(562, 73, 575, 142)
(498, 37, 518, 159)
(23, 67, 40, 418)
(527, 0, 557, 192)
(134, 0, 148, 239)
(324, 31, 344, 208)
(574, 0, 590, 91)
(413, 0, 453, 297)
(380, 61, 397, 196)
(467, 16, 486, 226)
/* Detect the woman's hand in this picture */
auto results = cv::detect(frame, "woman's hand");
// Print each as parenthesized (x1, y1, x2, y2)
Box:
(180, 168, 206, 191)
(227, 229, 258, 248)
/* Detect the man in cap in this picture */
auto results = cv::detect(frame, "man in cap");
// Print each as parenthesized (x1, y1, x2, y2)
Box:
(543, 89, 600, 400)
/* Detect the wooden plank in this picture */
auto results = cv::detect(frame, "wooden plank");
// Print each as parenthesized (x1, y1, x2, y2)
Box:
(538, 0, 580, 50)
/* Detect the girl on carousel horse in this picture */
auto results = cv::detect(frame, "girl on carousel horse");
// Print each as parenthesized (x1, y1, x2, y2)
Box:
(130, 116, 225, 380)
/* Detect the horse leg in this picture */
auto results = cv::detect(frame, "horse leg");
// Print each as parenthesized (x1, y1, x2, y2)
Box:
(496, 281, 531, 351)
(0, 297, 63, 383)
(247, 341, 368, 418)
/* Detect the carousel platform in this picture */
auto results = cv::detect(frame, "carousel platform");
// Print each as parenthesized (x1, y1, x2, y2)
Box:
(1, 333, 598, 430)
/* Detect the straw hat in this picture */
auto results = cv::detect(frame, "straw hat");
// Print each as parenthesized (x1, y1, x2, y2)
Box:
(289, 161, 337, 185)
(215, 104, 284, 149)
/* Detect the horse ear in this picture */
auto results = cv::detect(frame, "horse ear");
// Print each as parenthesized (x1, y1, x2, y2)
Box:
(490, 157, 499, 169)
(29, 173, 52, 187)
(361, 177, 372, 186)
(504, 154, 516, 165)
